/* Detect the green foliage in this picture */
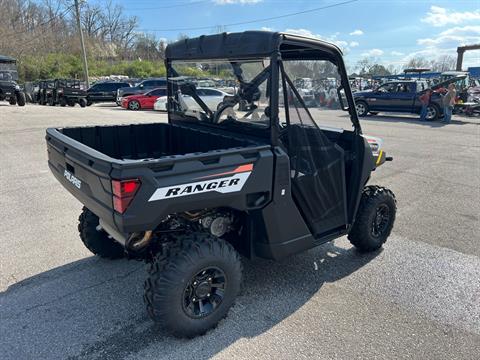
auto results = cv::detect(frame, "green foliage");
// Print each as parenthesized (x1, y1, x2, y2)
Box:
(17, 54, 166, 81)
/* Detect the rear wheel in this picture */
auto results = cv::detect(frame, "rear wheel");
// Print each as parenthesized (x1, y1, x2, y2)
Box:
(78, 207, 125, 259)
(128, 100, 140, 110)
(348, 186, 396, 252)
(59, 97, 67, 107)
(426, 104, 439, 121)
(16, 92, 26, 106)
(79, 98, 87, 108)
(48, 97, 55, 106)
(67, 99, 75, 107)
(355, 101, 369, 117)
(9, 97, 16, 105)
(144, 233, 242, 338)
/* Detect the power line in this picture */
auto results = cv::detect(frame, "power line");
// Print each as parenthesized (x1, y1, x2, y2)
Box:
(138, 0, 359, 32)
(128, 0, 210, 11)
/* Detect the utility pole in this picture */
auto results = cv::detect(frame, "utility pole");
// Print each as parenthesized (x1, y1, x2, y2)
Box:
(74, 0, 89, 88)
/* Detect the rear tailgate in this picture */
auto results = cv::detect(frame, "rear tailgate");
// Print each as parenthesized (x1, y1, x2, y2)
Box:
(46, 128, 115, 226)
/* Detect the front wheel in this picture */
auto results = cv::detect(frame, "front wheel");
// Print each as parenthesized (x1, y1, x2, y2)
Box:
(79, 98, 87, 108)
(355, 101, 369, 117)
(16, 92, 26, 106)
(78, 207, 125, 259)
(348, 186, 396, 252)
(128, 100, 140, 110)
(144, 233, 242, 338)
(9, 97, 16, 105)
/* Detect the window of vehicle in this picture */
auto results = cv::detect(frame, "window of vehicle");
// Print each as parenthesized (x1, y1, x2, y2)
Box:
(169, 59, 271, 130)
(202, 89, 223, 96)
(143, 80, 167, 88)
(377, 83, 397, 93)
(280, 59, 353, 131)
(148, 88, 167, 96)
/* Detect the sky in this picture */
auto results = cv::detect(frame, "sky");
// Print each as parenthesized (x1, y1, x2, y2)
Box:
(114, 0, 480, 70)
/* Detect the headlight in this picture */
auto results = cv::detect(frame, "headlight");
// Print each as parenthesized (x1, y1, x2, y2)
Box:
(15, 84, 20, 90)
(363, 135, 383, 157)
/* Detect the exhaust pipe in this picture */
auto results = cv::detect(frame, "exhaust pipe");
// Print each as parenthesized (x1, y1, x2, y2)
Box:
(126, 230, 153, 251)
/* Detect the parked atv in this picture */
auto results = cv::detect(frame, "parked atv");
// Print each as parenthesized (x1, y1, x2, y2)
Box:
(46, 31, 396, 338)
(0, 55, 26, 106)
(49, 79, 87, 107)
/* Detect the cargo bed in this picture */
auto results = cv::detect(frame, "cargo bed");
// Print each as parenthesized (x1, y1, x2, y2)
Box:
(46, 122, 273, 236)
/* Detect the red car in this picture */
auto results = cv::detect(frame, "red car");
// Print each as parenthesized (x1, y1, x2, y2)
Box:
(121, 88, 167, 110)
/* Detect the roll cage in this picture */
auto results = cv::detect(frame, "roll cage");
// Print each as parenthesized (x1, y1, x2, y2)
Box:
(165, 31, 362, 145)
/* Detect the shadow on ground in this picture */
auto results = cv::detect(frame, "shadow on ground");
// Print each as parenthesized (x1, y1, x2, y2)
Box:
(361, 114, 479, 126)
(0, 241, 379, 360)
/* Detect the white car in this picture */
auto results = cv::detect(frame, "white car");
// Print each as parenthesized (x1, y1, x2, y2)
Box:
(153, 87, 229, 112)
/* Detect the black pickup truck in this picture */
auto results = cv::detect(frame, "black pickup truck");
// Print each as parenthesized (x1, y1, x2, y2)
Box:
(46, 31, 396, 338)
(353, 77, 465, 121)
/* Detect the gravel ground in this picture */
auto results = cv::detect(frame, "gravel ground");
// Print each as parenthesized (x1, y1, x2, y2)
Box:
(0, 103, 479, 360)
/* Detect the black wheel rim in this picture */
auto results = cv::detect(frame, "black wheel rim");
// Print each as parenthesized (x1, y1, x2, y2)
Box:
(371, 204, 390, 238)
(182, 267, 226, 318)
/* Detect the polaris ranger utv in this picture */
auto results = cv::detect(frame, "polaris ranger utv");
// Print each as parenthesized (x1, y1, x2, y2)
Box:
(0, 55, 26, 106)
(38, 79, 55, 105)
(46, 31, 396, 338)
(49, 79, 87, 107)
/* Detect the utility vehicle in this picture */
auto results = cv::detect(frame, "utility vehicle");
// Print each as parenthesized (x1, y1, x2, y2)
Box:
(37, 79, 55, 105)
(49, 79, 87, 107)
(46, 31, 396, 338)
(0, 55, 26, 106)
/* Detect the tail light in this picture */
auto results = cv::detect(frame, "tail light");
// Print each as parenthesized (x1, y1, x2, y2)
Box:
(112, 179, 141, 214)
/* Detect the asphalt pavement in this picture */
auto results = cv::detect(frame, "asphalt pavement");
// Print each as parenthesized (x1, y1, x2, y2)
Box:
(0, 103, 479, 360)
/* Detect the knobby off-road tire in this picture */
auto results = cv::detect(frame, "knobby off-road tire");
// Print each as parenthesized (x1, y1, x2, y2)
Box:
(144, 233, 242, 338)
(78, 207, 125, 259)
(16, 92, 26, 106)
(79, 98, 87, 108)
(9, 96, 16, 105)
(348, 186, 396, 252)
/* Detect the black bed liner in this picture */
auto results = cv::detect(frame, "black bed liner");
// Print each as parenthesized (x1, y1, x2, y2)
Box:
(60, 122, 260, 161)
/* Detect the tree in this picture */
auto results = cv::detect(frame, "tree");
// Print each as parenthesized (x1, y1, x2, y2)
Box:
(430, 55, 456, 72)
(405, 56, 430, 69)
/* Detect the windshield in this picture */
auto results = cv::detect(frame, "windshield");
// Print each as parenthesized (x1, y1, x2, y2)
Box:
(0, 62, 18, 81)
(168, 59, 271, 130)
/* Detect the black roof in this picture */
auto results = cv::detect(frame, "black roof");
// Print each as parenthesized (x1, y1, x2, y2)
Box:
(166, 31, 342, 60)
(0, 55, 16, 63)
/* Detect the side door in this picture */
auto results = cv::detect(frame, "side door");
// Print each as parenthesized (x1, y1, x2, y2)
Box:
(389, 82, 416, 111)
(369, 83, 395, 110)
(280, 62, 349, 238)
(88, 84, 103, 101)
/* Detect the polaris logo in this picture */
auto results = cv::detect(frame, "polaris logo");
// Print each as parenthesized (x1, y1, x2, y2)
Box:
(148, 170, 252, 202)
(64, 169, 81, 189)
